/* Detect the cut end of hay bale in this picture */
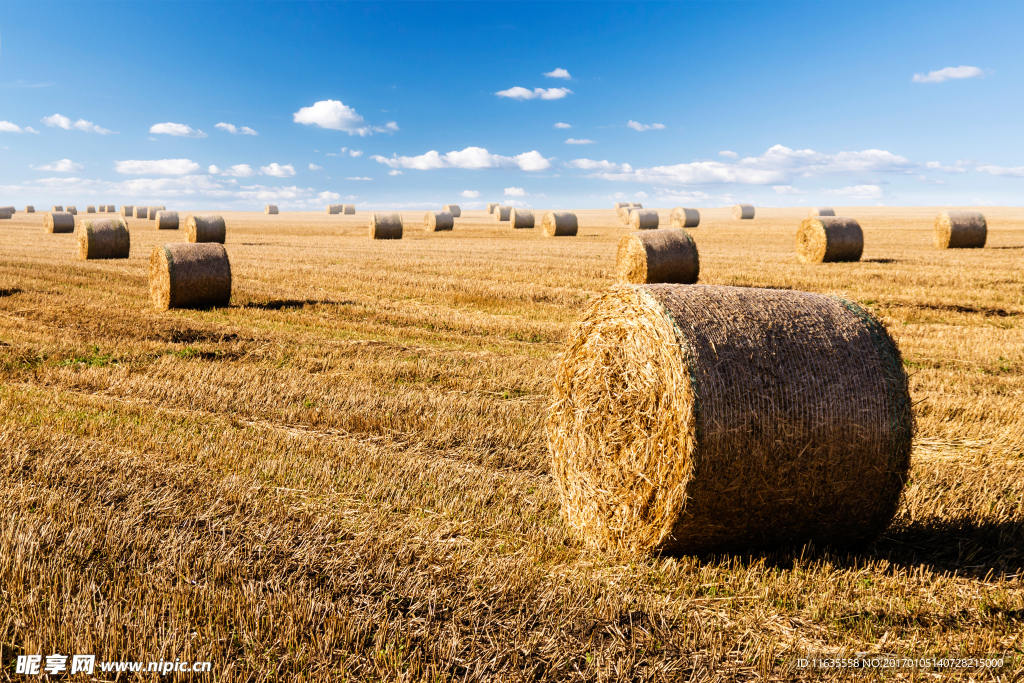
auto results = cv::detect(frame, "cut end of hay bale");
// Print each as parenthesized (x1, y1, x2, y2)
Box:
(629, 208, 660, 230)
(442, 204, 461, 218)
(796, 216, 864, 263)
(486, 203, 499, 214)
(369, 212, 403, 239)
(670, 207, 700, 229)
(185, 214, 226, 243)
(149, 242, 232, 311)
(77, 217, 130, 260)
(494, 206, 512, 221)
(617, 230, 699, 284)
(155, 211, 180, 230)
(423, 210, 454, 232)
(808, 207, 836, 217)
(541, 211, 578, 237)
(265, 205, 279, 215)
(732, 203, 755, 220)
(44, 211, 75, 234)
(510, 208, 535, 229)
(547, 284, 912, 556)
(934, 210, 986, 249)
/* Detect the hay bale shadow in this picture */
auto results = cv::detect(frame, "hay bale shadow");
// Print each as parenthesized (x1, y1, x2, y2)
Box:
(0, 288, 23, 297)
(241, 298, 348, 310)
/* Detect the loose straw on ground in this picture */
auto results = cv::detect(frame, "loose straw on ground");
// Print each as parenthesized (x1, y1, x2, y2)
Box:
(542, 211, 578, 236)
(796, 216, 864, 263)
(369, 212, 403, 239)
(670, 207, 700, 228)
(423, 211, 454, 232)
(442, 204, 461, 218)
(617, 230, 699, 284)
(510, 208, 535, 229)
(149, 243, 232, 310)
(77, 217, 130, 260)
(44, 212, 75, 234)
(629, 208, 659, 230)
(934, 210, 986, 249)
(186, 214, 226, 243)
(733, 204, 754, 219)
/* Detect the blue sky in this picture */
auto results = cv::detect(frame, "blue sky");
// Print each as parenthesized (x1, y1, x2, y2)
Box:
(1, 0, 1022, 210)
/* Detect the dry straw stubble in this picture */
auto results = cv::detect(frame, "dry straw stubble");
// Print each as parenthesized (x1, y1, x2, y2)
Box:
(44, 211, 75, 234)
(934, 210, 987, 249)
(369, 212, 403, 239)
(616, 229, 699, 284)
(442, 204, 461, 218)
(186, 214, 227, 243)
(629, 208, 659, 230)
(510, 208, 535, 229)
(796, 216, 864, 263)
(670, 207, 700, 228)
(494, 206, 512, 221)
(541, 211, 578, 237)
(808, 207, 836, 217)
(155, 211, 180, 230)
(77, 217, 130, 260)
(733, 203, 755, 219)
(149, 242, 232, 310)
(547, 284, 912, 556)
(423, 211, 454, 232)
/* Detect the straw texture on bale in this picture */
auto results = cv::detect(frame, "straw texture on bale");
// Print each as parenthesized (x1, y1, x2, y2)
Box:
(77, 217, 130, 260)
(670, 207, 700, 228)
(629, 208, 660, 230)
(510, 208, 535, 229)
(423, 211, 454, 232)
(149, 243, 232, 311)
(155, 211, 180, 230)
(185, 214, 226, 244)
(442, 204, 461, 218)
(134, 207, 149, 219)
(797, 216, 864, 263)
(486, 203, 499, 214)
(52, 206, 64, 212)
(86, 206, 96, 213)
(120, 206, 133, 217)
(44, 212, 75, 234)
(343, 204, 355, 215)
(733, 203, 755, 219)
(327, 204, 341, 214)
(542, 211, 578, 237)
(808, 207, 836, 217)
(265, 205, 279, 215)
(617, 230, 699, 284)
(369, 212, 403, 239)
(494, 206, 512, 221)
(547, 284, 912, 555)
(67, 206, 78, 215)
(25, 206, 35, 213)
(934, 210, 987, 249)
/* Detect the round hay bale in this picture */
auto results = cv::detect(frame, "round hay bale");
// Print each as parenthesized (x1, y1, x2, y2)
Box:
(147, 206, 163, 220)
(629, 208, 660, 230)
(808, 207, 835, 217)
(77, 217, 130, 260)
(369, 212, 403, 239)
(616, 206, 633, 225)
(327, 204, 341, 214)
(185, 214, 226, 243)
(265, 205, 279, 215)
(67, 206, 77, 215)
(25, 206, 35, 213)
(442, 204, 461, 218)
(486, 203, 499, 214)
(86, 206, 96, 214)
(547, 284, 912, 555)
(423, 210, 454, 232)
(155, 211, 180, 230)
(52, 205, 64, 212)
(494, 206, 512, 221)
(107, 205, 116, 213)
(134, 207, 148, 219)
(0, 206, 14, 219)
(670, 207, 700, 228)
(797, 216, 864, 263)
(934, 210, 986, 249)
(510, 208, 535, 229)
(149, 243, 232, 311)
(121, 206, 133, 216)
(613, 202, 631, 210)
(732, 204, 755, 220)
(343, 204, 355, 215)
(44, 212, 75, 234)
(542, 211, 578, 237)
(617, 230, 699, 284)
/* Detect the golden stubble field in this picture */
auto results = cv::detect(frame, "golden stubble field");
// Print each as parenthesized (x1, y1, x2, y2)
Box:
(0, 205, 1022, 681)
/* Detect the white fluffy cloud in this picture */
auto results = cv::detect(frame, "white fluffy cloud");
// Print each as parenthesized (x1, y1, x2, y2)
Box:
(913, 65, 985, 83)
(292, 100, 397, 136)
(388, 170, 403, 176)
(260, 163, 297, 177)
(308, 163, 322, 170)
(719, 150, 739, 159)
(925, 160, 969, 173)
(504, 187, 526, 197)
(543, 68, 571, 79)
(627, 121, 666, 132)
(371, 146, 552, 172)
(115, 159, 202, 175)
(975, 163, 1024, 177)
(461, 190, 481, 198)
(150, 122, 207, 138)
(43, 114, 113, 134)
(554, 122, 572, 129)
(495, 87, 572, 100)
(33, 159, 84, 172)
(826, 184, 884, 198)
(0, 121, 36, 133)
(772, 185, 805, 195)
(215, 122, 258, 135)
(565, 138, 595, 145)
(209, 164, 258, 177)
(347, 177, 373, 180)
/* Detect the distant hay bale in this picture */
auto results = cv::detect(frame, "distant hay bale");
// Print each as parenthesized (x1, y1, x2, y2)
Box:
(148, 206, 164, 220)
(52, 205, 64, 212)
(185, 214, 226, 243)
(934, 210, 986, 249)
(733, 203, 755, 220)
(77, 217, 130, 260)
(86, 206, 96, 213)
(442, 204, 461, 218)
(155, 211, 180, 230)
(44, 212, 75, 234)
(423, 210, 454, 231)
(25, 206, 35, 213)
(120, 206, 133, 217)
(494, 206, 512, 221)
(97, 205, 106, 213)
(629, 208, 660, 230)
(670, 207, 700, 228)
(265, 205, 279, 215)
(617, 230, 699, 284)
(67, 206, 77, 215)
(107, 205, 115, 213)
(149, 243, 232, 310)
(616, 206, 635, 225)
(510, 208, 535, 229)
(797, 216, 864, 263)
(486, 203, 499, 214)
(547, 284, 912, 555)
(369, 212, 403, 239)
(327, 204, 341, 214)
(343, 204, 355, 215)
(629, 203, 643, 209)
(134, 207, 149, 219)
(0, 207, 12, 220)
(542, 211, 578, 237)
(808, 207, 835, 217)
(613, 202, 630, 210)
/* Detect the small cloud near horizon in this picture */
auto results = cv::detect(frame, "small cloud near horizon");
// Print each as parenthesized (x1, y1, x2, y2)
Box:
(565, 138, 595, 145)
(496, 87, 572, 101)
(150, 122, 206, 138)
(627, 120, 666, 132)
(913, 65, 986, 83)
(461, 190, 481, 198)
(543, 68, 571, 79)
(718, 150, 739, 159)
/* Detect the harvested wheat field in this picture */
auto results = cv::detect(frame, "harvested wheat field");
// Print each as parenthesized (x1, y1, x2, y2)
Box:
(0, 206, 1022, 680)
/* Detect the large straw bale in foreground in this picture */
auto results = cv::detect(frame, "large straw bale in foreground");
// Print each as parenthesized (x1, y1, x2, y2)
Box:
(442, 204, 461, 218)
(934, 210, 986, 249)
(797, 216, 864, 263)
(77, 217, 130, 260)
(510, 208, 535, 229)
(185, 214, 226, 243)
(542, 211, 578, 237)
(343, 204, 355, 215)
(369, 212, 403, 239)
(548, 284, 912, 555)
(808, 207, 835, 217)
(733, 203, 755, 220)
(670, 207, 700, 228)
(155, 211, 180, 230)
(44, 212, 75, 234)
(265, 205, 279, 215)
(149, 243, 232, 310)
(617, 230, 699, 284)
(629, 208, 660, 230)
(494, 206, 512, 221)
(423, 211, 454, 231)
(486, 203, 499, 214)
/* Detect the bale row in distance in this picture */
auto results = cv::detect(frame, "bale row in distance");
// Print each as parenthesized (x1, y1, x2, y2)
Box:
(328, 204, 356, 214)
(486, 202, 499, 214)
(155, 211, 180, 230)
(613, 202, 643, 210)
(150, 243, 232, 310)
(442, 204, 461, 218)
(796, 216, 864, 263)
(542, 211, 578, 237)
(186, 214, 226, 243)
(510, 208, 535, 229)
(78, 217, 130, 260)
(935, 210, 986, 249)
(670, 207, 700, 228)
(265, 205, 279, 214)
(547, 283, 912, 555)
(630, 208, 659, 230)
(808, 207, 835, 217)
(494, 206, 512, 221)
(369, 212, 403, 239)
(44, 212, 75, 234)
(617, 230, 699, 284)
(733, 203, 755, 220)
(423, 210, 454, 231)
